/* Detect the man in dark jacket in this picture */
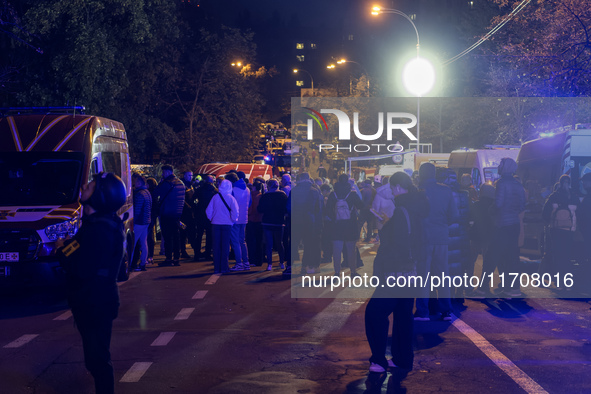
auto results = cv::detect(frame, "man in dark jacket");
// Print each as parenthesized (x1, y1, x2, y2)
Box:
(194, 175, 218, 260)
(154, 165, 185, 266)
(56, 173, 126, 394)
(491, 158, 526, 297)
(291, 172, 322, 274)
(326, 174, 364, 276)
(258, 179, 288, 271)
(415, 163, 458, 321)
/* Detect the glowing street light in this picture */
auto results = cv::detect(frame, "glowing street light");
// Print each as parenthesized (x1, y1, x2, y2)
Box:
(293, 68, 314, 95)
(371, 5, 436, 151)
(328, 58, 370, 96)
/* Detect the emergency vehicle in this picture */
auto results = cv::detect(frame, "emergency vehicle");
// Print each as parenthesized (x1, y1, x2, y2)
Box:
(0, 107, 134, 285)
(346, 151, 449, 179)
(448, 146, 520, 189)
(517, 124, 591, 259)
(195, 162, 273, 180)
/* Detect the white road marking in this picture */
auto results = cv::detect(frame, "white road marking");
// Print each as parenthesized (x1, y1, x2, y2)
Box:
(452, 317, 548, 394)
(192, 290, 208, 299)
(205, 274, 221, 285)
(53, 310, 72, 321)
(3, 334, 39, 348)
(174, 308, 195, 320)
(119, 362, 153, 382)
(151, 332, 176, 346)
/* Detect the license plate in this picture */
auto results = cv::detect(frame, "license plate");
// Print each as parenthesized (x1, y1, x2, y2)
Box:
(0, 252, 19, 262)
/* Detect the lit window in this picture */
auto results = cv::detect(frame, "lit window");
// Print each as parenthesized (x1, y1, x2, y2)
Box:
(310, 43, 317, 49)
(348, 34, 354, 41)
(297, 55, 305, 62)
(296, 43, 304, 49)
(296, 81, 304, 87)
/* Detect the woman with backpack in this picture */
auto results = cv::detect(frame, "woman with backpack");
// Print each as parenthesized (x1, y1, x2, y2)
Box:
(325, 174, 364, 276)
(542, 174, 578, 287)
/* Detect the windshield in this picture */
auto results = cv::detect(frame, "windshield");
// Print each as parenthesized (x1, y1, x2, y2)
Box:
(275, 156, 291, 168)
(483, 168, 499, 184)
(0, 152, 84, 206)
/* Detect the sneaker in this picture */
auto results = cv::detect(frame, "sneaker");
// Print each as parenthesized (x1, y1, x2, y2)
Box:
(230, 264, 244, 271)
(413, 315, 430, 322)
(147, 258, 154, 265)
(139, 265, 147, 271)
(369, 363, 386, 373)
(243, 263, 251, 270)
(387, 359, 396, 368)
(441, 312, 452, 321)
(282, 268, 291, 276)
(267, 264, 273, 271)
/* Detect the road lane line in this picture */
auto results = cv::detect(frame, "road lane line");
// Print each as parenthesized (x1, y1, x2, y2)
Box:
(53, 310, 73, 321)
(452, 317, 548, 394)
(151, 332, 176, 346)
(192, 290, 208, 299)
(205, 274, 221, 285)
(120, 362, 153, 382)
(3, 334, 39, 348)
(174, 308, 195, 320)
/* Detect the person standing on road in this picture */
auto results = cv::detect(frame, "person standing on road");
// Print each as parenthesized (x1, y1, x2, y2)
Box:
(131, 173, 152, 271)
(291, 172, 322, 274)
(56, 173, 126, 394)
(258, 179, 288, 271)
(415, 163, 458, 321)
(206, 179, 239, 274)
(180, 170, 197, 259)
(226, 171, 251, 271)
(247, 177, 265, 266)
(154, 165, 186, 266)
(365, 171, 428, 373)
(194, 175, 218, 261)
(490, 158, 526, 297)
(146, 177, 159, 264)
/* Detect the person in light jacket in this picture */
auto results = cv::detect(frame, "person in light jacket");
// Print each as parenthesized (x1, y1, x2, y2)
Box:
(226, 171, 251, 271)
(206, 180, 239, 274)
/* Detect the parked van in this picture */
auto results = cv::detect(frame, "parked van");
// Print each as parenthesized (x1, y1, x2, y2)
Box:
(448, 146, 520, 189)
(517, 124, 591, 258)
(0, 107, 134, 285)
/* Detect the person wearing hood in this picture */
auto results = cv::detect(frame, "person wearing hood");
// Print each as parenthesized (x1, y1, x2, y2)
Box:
(471, 183, 496, 297)
(281, 174, 292, 197)
(194, 175, 218, 261)
(326, 174, 364, 276)
(371, 175, 395, 237)
(541, 174, 578, 287)
(130, 173, 152, 271)
(226, 171, 251, 271)
(441, 169, 471, 300)
(291, 172, 322, 274)
(490, 158, 526, 297)
(365, 171, 429, 373)
(415, 163, 458, 321)
(206, 179, 239, 274)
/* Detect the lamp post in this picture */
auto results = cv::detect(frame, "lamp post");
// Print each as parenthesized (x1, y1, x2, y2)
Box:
(293, 68, 314, 96)
(371, 6, 435, 152)
(336, 59, 370, 96)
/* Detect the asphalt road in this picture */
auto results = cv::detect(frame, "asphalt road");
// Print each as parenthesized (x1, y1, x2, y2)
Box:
(1, 244, 591, 394)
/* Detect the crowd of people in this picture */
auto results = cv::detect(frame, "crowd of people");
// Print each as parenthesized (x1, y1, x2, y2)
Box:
(127, 157, 591, 375)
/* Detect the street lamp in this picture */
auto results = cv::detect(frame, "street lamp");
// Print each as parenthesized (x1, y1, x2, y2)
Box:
(335, 58, 370, 96)
(372, 5, 435, 152)
(293, 68, 314, 96)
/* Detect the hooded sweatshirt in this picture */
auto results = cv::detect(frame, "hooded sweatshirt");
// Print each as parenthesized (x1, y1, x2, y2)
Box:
(232, 178, 251, 224)
(206, 180, 239, 225)
(372, 183, 395, 230)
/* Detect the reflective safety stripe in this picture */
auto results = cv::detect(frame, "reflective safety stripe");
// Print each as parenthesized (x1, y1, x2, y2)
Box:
(62, 240, 80, 257)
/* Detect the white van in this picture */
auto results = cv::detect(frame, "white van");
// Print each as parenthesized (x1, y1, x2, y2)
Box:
(448, 146, 520, 188)
(0, 107, 134, 285)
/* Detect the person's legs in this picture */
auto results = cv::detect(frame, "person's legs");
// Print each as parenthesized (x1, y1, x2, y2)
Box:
(332, 240, 344, 275)
(365, 297, 391, 369)
(147, 221, 155, 260)
(160, 217, 175, 261)
(390, 298, 414, 370)
(498, 224, 521, 293)
(132, 224, 149, 269)
(212, 224, 222, 273)
(230, 224, 243, 268)
(431, 244, 452, 314)
(415, 244, 433, 318)
(237, 223, 249, 267)
(274, 226, 285, 267)
(72, 305, 118, 394)
(344, 240, 357, 275)
(263, 225, 274, 269)
(220, 225, 232, 272)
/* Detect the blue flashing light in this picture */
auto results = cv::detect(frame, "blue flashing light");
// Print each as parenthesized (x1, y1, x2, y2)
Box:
(264, 155, 272, 162)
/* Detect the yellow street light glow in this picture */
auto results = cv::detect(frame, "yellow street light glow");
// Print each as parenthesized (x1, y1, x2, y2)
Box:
(371, 6, 381, 15)
(237, 62, 242, 67)
(327, 64, 336, 69)
(293, 69, 298, 73)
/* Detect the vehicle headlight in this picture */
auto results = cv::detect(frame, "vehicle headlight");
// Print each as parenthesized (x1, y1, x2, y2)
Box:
(45, 216, 80, 241)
